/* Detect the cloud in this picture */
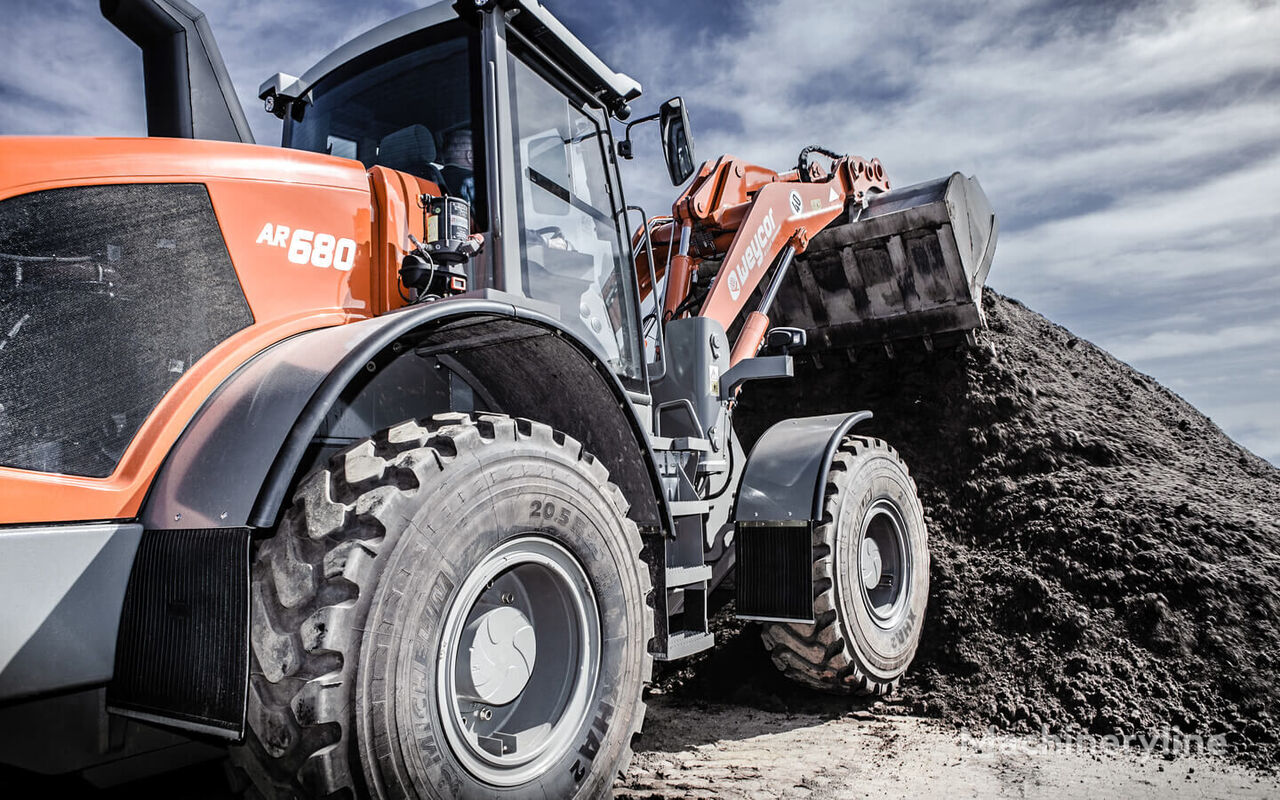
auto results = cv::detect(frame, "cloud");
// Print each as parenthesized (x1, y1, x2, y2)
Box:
(0, 0, 422, 144)
(0, 0, 145, 136)
(1208, 401, 1280, 465)
(1110, 323, 1280, 361)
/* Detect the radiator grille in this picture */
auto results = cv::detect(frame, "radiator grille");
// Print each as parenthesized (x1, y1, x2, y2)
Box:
(735, 523, 815, 623)
(0, 183, 253, 478)
(108, 528, 250, 738)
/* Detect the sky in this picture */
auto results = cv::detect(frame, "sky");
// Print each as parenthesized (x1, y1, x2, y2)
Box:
(1, 0, 1276, 463)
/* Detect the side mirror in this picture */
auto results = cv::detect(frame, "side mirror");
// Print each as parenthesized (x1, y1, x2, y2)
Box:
(659, 97, 696, 185)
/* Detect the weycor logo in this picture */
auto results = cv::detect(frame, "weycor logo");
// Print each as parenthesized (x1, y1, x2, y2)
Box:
(726, 208, 779, 301)
(256, 222, 357, 272)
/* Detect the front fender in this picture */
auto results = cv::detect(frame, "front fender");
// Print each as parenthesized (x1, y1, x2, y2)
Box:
(117, 293, 670, 739)
(734, 411, 873, 524)
(732, 411, 872, 622)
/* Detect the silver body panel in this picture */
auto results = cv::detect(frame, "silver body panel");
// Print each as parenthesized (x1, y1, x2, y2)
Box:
(0, 522, 142, 701)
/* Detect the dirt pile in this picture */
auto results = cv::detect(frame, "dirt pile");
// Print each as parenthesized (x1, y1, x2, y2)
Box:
(666, 291, 1280, 766)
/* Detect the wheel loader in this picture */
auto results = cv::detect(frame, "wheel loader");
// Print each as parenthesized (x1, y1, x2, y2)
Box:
(0, 0, 997, 796)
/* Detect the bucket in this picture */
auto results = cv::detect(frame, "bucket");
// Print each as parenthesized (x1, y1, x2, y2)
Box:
(770, 173, 998, 350)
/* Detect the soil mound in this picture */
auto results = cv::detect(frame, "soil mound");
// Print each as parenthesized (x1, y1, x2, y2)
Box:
(663, 291, 1280, 766)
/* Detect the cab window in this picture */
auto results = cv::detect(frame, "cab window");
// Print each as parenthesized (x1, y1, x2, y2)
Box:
(285, 22, 486, 220)
(507, 54, 642, 382)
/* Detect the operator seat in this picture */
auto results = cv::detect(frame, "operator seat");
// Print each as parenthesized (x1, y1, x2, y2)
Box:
(377, 124, 447, 190)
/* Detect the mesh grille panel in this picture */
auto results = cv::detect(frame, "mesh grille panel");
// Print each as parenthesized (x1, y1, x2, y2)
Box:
(108, 528, 250, 735)
(0, 183, 252, 477)
(736, 523, 815, 622)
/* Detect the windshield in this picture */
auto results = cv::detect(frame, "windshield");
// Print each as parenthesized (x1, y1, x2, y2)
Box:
(285, 22, 485, 219)
(508, 54, 642, 382)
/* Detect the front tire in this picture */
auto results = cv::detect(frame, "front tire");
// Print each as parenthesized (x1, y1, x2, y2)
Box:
(231, 413, 652, 799)
(761, 436, 929, 695)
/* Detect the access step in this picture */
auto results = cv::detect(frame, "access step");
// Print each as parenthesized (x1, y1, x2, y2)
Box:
(665, 564, 712, 588)
(651, 630, 715, 661)
(650, 435, 712, 453)
(667, 500, 710, 517)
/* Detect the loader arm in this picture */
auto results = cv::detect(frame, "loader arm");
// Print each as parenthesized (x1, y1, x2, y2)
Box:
(640, 148, 997, 364)
(654, 151, 890, 364)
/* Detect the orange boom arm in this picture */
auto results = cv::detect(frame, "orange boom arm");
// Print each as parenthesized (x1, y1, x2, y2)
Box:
(656, 149, 890, 365)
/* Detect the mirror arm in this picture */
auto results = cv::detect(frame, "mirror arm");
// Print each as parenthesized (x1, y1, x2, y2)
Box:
(616, 111, 660, 159)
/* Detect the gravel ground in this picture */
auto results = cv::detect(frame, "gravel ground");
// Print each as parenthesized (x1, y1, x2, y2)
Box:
(618, 697, 1279, 799)
(12, 707, 1275, 799)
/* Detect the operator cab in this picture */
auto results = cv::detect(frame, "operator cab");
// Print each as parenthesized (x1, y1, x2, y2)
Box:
(262, 0, 661, 391)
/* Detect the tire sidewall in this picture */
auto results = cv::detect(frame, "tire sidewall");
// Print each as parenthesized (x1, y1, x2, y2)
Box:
(355, 435, 646, 799)
(831, 451, 929, 680)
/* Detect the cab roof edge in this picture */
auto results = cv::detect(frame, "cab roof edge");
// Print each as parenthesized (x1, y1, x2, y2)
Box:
(266, 0, 642, 120)
(492, 0, 642, 117)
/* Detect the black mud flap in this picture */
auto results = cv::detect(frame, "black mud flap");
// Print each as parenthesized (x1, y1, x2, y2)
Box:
(735, 521, 814, 623)
(107, 528, 250, 740)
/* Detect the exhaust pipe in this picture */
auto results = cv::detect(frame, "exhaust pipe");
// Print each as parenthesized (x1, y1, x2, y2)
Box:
(101, 0, 255, 144)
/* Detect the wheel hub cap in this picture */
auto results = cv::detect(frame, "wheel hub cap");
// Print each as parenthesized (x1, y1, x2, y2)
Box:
(860, 538, 883, 590)
(857, 500, 911, 630)
(463, 606, 537, 706)
(435, 536, 602, 787)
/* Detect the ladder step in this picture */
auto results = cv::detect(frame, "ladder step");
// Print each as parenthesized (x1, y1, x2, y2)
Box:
(652, 631, 715, 661)
(667, 500, 710, 517)
(670, 436, 711, 452)
(697, 457, 728, 476)
(651, 435, 712, 453)
(666, 565, 712, 588)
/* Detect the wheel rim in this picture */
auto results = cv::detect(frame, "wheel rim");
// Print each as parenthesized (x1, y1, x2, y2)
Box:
(436, 536, 601, 787)
(857, 499, 911, 629)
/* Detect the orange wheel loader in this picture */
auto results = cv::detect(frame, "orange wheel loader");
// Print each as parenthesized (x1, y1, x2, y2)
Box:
(0, 1, 996, 796)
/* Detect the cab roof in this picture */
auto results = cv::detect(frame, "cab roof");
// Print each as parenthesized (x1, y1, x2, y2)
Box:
(264, 0, 642, 119)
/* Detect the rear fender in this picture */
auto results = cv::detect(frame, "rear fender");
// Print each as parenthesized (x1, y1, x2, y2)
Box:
(113, 295, 668, 737)
(140, 295, 667, 532)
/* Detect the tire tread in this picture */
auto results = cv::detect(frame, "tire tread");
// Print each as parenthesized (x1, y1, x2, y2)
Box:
(231, 413, 651, 798)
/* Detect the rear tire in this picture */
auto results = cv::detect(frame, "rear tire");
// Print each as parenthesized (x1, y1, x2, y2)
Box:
(760, 436, 928, 695)
(230, 413, 652, 798)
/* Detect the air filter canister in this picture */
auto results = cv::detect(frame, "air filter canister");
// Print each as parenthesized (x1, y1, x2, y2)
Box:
(424, 195, 472, 264)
